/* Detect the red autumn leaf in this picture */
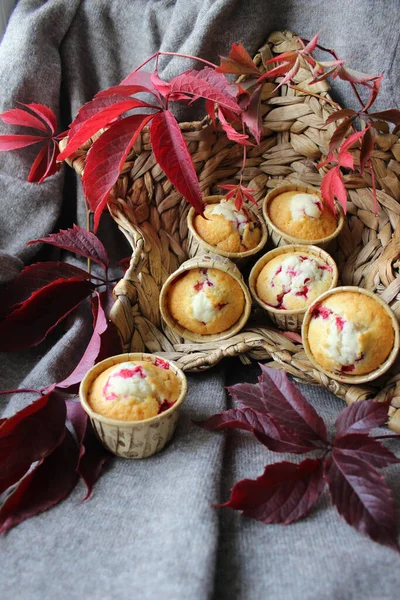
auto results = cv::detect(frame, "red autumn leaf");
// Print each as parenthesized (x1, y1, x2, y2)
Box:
(27, 144, 49, 182)
(320, 166, 347, 213)
(119, 68, 161, 96)
(205, 99, 217, 129)
(335, 399, 389, 438)
(150, 71, 170, 97)
(0, 428, 79, 534)
(20, 102, 57, 134)
(328, 117, 355, 153)
(257, 55, 300, 88)
(360, 127, 374, 174)
(57, 293, 107, 389)
(0, 134, 45, 151)
(197, 407, 316, 454)
(58, 97, 156, 160)
(0, 107, 49, 133)
(217, 107, 252, 146)
(334, 65, 382, 86)
(362, 74, 384, 112)
(337, 149, 354, 170)
(221, 459, 324, 524)
(242, 85, 263, 143)
(325, 452, 399, 550)
(258, 364, 327, 442)
(0, 277, 94, 351)
(28, 224, 109, 272)
(301, 32, 320, 54)
(150, 109, 204, 215)
(0, 261, 91, 318)
(226, 382, 267, 413)
(369, 109, 400, 126)
(83, 113, 154, 230)
(168, 68, 241, 113)
(325, 109, 358, 125)
(219, 183, 257, 210)
(334, 434, 399, 469)
(0, 392, 66, 494)
(217, 42, 261, 76)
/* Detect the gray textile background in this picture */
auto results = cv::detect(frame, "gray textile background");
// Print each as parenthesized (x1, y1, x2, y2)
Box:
(1, 1, 400, 599)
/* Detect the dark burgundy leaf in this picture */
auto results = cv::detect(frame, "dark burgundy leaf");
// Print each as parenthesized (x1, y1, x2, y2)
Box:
(325, 452, 399, 550)
(242, 85, 263, 144)
(168, 68, 240, 112)
(150, 110, 204, 215)
(369, 109, 400, 126)
(0, 392, 66, 494)
(227, 381, 266, 413)
(0, 261, 91, 319)
(0, 134, 45, 151)
(258, 364, 327, 442)
(0, 107, 49, 133)
(28, 224, 109, 272)
(360, 127, 374, 174)
(328, 117, 354, 153)
(334, 434, 399, 469)
(197, 407, 316, 454)
(0, 277, 94, 351)
(325, 109, 357, 125)
(217, 107, 252, 146)
(335, 399, 389, 438)
(0, 428, 79, 534)
(221, 459, 324, 524)
(83, 113, 154, 231)
(57, 294, 107, 389)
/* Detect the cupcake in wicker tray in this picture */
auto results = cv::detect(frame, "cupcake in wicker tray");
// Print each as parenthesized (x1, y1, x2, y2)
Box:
(249, 245, 338, 332)
(187, 195, 267, 266)
(79, 353, 188, 459)
(302, 287, 400, 384)
(262, 183, 344, 248)
(159, 255, 252, 342)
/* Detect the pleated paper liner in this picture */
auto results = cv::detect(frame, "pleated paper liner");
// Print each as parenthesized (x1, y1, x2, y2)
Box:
(159, 254, 252, 343)
(301, 287, 400, 385)
(248, 244, 339, 332)
(262, 183, 345, 248)
(79, 353, 188, 459)
(187, 194, 268, 266)
(61, 29, 400, 432)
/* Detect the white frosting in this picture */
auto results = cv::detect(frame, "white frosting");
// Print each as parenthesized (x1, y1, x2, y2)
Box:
(274, 255, 329, 293)
(104, 362, 154, 401)
(290, 193, 322, 221)
(211, 199, 248, 234)
(325, 319, 362, 366)
(191, 290, 218, 323)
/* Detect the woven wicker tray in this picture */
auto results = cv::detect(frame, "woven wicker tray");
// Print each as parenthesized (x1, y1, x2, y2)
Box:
(65, 30, 400, 432)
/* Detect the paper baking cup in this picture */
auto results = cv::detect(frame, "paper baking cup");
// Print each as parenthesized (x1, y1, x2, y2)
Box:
(79, 353, 188, 459)
(248, 244, 338, 332)
(159, 254, 252, 343)
(302, 286, 400, 384)
(187, 195, 268, 266)
(262, 183, 344, 248)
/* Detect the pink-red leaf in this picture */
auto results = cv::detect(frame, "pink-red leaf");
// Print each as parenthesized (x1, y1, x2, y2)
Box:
(0, 134, 44, 151)
(218, 107, 252, 146)
(0, 277, 94, 351)
(0, 392, 66, 494)
(301, 32, 320, 54)
(168, 68, 240, 112)
(0, 428, 79, 534)
(242, 85, 263, 144)
(221, 459, 325, 524)
(205, 99, 217, 129)
(0, 107, 49, 133)
(83, 114, 154, 230)
(28, 224, 109, 272)
(258, 364, 327, 442)
(335, 65, 382, 86)
(360, 127, 374, 174)
(334, 434, 399, 469)
(340, 128, 368, 154)
(0, 261, 91, 319)
(119, 69, 160, 96)
(325, 452, 399, 550)
(321, 166, 347, 213)
(335, 399, 389, 438)
(150, 110, 204, 215)
(362, 74, 384, 112)
(217, 42, 260, 76)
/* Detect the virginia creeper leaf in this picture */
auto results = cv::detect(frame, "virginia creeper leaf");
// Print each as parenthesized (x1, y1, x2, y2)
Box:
(221, 459, 325, 524)
(217, 107, 252, 146)
(321, 166, 347, 213)
(328, 118, 354, 153)
(0, 107, 49, 133)
(242, 85, 263, 144)
(360, 127, 374, 174)
(28, 144, 49, 183)
(168, 68, 240, 112)
(19, 103, 57, 134)
(150, 110, 204, 215)
(369, 109, 400, 126)
(335, 399, 389, 438)
(0, 134, 45, 151)
(325, 109, 357, 125)
(340, 128, 368, 154)
(334, 434, 400, 469)
(0, 277, 94, 351)
(28, 225, 109, 272)
(217, 42, 260, 76)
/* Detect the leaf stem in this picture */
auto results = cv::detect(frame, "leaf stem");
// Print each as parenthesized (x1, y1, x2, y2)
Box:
(374, 434, 400, 441)
(86, 211, 93, 275)
(133, 50, 218, 74)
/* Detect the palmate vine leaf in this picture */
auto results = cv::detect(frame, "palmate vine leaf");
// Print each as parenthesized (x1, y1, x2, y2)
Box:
(20, 103, 57, 134)
(334, 399, 389, 438)
(28, 224, 109, 273)
(221, 459, 325, 524)
(325, 452, 399, 550)
(0, 277, 94, 351)
(0, 392, 66, 494)
(150, 110, 204, 215)
(83, 113, 154, 231)
(0, 428, 79, 534)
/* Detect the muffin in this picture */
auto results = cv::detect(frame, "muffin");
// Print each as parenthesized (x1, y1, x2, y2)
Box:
(87, 358, 181, 421)
(256, 251, 335, 310)
(193, 198, 262, 253)
(167, 267, 245, 335)
(306, 290, 395, 376)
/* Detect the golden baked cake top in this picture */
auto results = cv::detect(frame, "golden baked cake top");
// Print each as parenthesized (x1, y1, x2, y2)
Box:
(88, 358, 181, 421)
(256, 251, 334, 311)
(307, 291, 395, 375)
(194, 199, 261, 253)
(167, 267, 245, 335)
(267, 190, 337, 240)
